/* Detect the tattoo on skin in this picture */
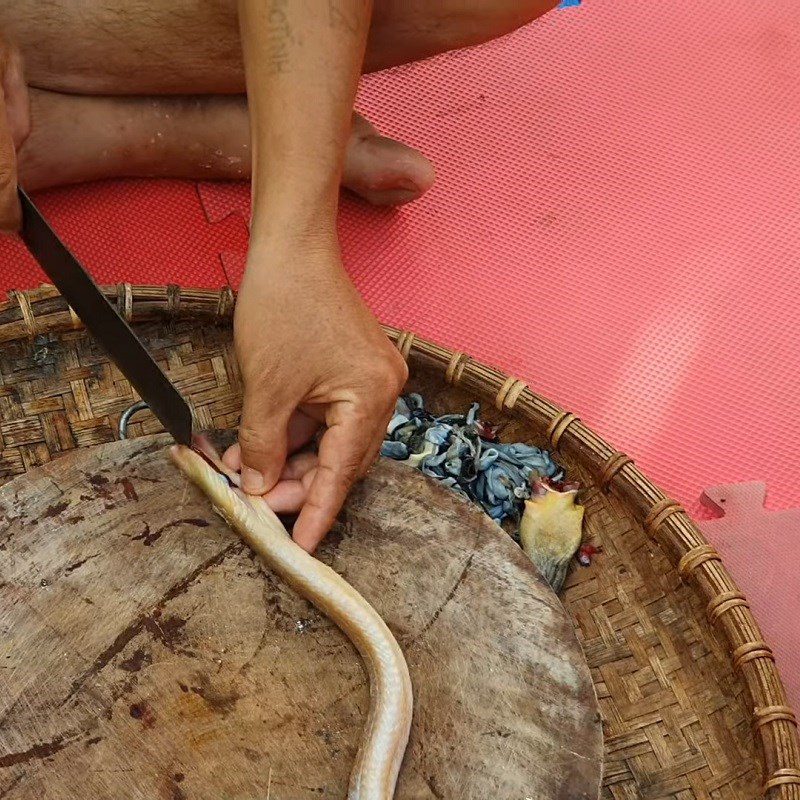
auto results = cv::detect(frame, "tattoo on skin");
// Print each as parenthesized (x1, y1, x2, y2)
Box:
(327, 0, 363, 35)
(266, 0, 293, 75)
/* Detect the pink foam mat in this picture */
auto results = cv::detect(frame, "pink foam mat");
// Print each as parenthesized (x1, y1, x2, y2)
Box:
(1, 1, 798, 688)
(699, 484, 800, 710)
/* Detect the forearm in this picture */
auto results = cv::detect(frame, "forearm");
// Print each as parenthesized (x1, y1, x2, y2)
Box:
(238, 0, 372, 249)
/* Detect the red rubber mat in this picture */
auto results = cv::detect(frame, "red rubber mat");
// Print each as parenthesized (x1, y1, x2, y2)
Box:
(700, 484, 800, 711)
(1, 1, 798, 699)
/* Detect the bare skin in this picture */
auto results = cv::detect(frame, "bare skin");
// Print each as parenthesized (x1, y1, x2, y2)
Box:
(3, 1, 557, 94)
(0, 0, 558, 551)
(19, 91, 435, 207)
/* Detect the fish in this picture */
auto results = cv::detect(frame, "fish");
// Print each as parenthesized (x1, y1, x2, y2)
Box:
(519, 481, 584, 593)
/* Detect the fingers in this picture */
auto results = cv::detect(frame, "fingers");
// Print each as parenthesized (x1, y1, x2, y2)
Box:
(289, 407, 323, 448)
(237, 391, 292, 495)
(226, 411, 383, 523)
(263, 455, 317, 514)
(221, 443, 242, 472)
(221, 441, 318, 514)
(230, 382, 394, 545)
(280, 450, 318, 481)
(357, 404, 392, 476)
(264, 480, 308, 514)
(291, 404, 387, 553)
(223, 409, 320, 472)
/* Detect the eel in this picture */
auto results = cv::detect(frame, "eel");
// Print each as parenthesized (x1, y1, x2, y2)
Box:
(169, 443, 413, 800)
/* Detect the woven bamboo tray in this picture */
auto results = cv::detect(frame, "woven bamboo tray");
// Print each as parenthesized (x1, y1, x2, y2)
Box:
(1, 283, 798, 799)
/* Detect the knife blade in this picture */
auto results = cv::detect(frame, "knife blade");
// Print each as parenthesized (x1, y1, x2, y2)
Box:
(17, 188, 194, 446)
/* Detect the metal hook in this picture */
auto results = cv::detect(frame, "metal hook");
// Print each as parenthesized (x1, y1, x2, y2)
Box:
(119, 401, 150, 440)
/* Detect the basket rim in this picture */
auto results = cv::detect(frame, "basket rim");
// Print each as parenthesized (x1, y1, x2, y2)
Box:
(2, 282, 798, 796)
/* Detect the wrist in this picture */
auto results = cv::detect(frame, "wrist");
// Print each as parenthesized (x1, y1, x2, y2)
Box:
(245, 225, 342, 281)
(249, 187, 338, 250)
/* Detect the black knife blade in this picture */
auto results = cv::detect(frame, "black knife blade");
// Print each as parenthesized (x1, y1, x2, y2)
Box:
(17, 188, 193, 446)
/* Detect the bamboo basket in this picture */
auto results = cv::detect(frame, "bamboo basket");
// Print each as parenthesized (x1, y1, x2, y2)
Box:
(1, 283, 798, 800)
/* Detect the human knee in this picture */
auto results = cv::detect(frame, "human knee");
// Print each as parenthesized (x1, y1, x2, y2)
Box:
(505, 0, 561, 30)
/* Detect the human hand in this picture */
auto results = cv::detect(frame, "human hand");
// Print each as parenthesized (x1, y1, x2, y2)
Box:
(225, 234, 408, 552)
(0, 37, 30, 231)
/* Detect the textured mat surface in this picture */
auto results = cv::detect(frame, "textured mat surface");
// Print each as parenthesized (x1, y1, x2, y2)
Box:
(700, 484, 800, 710)
(1, 0, 798, 674)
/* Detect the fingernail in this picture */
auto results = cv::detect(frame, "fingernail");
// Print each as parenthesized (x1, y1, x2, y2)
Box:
(241, 467, 267, 494)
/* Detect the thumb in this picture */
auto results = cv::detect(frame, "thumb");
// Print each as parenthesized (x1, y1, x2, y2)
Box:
(237, 391, 291, 495)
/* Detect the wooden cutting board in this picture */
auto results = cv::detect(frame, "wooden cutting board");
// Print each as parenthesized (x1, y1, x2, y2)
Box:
(0, 435, 602, 799)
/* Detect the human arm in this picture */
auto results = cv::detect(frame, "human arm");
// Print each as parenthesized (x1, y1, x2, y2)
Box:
(0, 36, 30, 231)
(232, 0, 408, 551)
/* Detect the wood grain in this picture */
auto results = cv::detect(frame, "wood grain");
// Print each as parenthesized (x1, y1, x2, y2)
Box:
(0, 435, 602, 799)
(1, 289, 795, 798)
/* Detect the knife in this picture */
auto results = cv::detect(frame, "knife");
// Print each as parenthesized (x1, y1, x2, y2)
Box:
(17, 188, 194, 446)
